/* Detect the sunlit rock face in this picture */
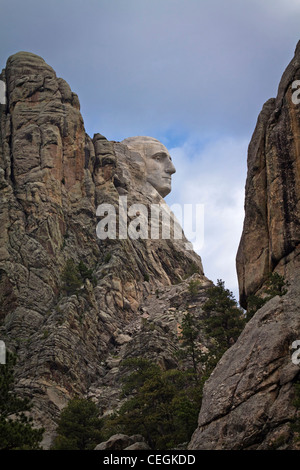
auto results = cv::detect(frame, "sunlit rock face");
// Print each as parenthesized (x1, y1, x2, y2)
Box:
(0, 52, 206, 447)
(121, 136, 176, 198)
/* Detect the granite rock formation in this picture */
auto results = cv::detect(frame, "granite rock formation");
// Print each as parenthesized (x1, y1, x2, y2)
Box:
(237, 40, 300, 309)
(189, 41, 300, 450)
(0, 52, 209, 448)
(94, 433, 151, 450)
(2, 44, 300, 451)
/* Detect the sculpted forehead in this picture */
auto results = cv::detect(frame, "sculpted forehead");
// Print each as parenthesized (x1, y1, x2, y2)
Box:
(144, 142, 170, 159)
(121, 136, 170, 159)
(121, 136, 175, 198)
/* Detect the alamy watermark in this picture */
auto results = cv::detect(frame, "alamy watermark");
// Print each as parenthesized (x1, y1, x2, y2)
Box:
(0, 80, 6, 105)
(0, 340, 6, 364)
(291, 340, 300, 366)
(292, 80, 300, 105)
(96, 196, 204, 250)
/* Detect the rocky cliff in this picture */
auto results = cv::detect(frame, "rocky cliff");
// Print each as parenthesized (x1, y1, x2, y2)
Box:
(2, 44, 300, 452)
(237, 41, 300, 308)
(0, 52, 211, 448)
(189, 41, 300, 450)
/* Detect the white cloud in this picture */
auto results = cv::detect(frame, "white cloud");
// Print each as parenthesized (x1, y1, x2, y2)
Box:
(166, 136, 248, 301)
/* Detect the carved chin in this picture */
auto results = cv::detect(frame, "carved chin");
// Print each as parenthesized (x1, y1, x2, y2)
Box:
(147, 177, 172, 198)
(153, 184, 171, 198)
(159, 186, 171, 197)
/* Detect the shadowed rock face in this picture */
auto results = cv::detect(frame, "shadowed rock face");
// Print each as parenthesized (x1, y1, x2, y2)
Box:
(237, 40, 300, 309)
(189, 41, 300, 451)
(0, 52, 206, 447)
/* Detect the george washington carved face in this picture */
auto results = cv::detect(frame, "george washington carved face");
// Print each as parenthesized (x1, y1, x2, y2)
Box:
(121, 136, 176, 197)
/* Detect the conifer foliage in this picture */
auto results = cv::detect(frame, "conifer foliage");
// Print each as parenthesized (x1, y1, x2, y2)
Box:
(0, 352, 44, 450)
(203, 279, 246, 356)
(52, 279, 246, 450)
(102, 358, 202, 450)
(51, 398, 103, 450)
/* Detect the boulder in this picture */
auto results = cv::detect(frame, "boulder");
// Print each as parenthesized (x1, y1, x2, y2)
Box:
(95, 434, 148, 450)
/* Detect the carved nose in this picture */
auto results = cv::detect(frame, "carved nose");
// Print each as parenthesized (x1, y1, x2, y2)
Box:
(166, 159, 176, 175)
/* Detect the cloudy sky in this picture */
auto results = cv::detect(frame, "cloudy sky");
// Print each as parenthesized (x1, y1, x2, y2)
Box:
(1, 0, 300, 301)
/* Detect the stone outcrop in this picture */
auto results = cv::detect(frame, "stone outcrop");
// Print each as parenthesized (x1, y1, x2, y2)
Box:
(94, 433, 150, 450)
(0, 52, 208, 448)
(86, 273, 213, 416)
(237, 40, 300, 308)
(189, 41, 300, 450)
(3, 44, 299, 452)
(189, 270, 300, 450)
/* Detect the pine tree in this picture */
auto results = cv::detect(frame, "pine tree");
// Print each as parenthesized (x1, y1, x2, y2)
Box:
(178, 312, 202, 376)
(102, 358, 202, 449)
(61, 259, 82, 295)
(203, 279, 245, 357)
(51, 398, 103, 450)
(246, 272, 288, 320)
(0, 352, 44, 450)
(101, 281, 246, 450)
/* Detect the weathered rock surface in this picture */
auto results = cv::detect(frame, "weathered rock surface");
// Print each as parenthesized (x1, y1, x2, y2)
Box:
(189, 41, 300, 450)
(95, 433, 150, 450)
(86, 273, 213, 417)
(4, 44, 299, 452)
(189, 270, 300, 449)
(0, 52, 208, 448)
(237, 40, 300, 308)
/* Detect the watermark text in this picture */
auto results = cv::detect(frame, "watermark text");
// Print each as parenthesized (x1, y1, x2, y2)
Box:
(96, 196, 204, 251)
(291, 340, 300, 365)
(0, 80, 6, 105)
(0, 340, 6, 364)
(292, 80, 300, 105)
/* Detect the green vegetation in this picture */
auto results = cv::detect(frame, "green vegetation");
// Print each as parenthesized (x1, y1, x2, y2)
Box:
(100, 279, 246, 450)
(246, 272, 288, 320)
(61, 259, 82, 294)
(52, 278, 246, 450)
(101, 358, 202, 450)
(104, 252, 112, 263)
(203, 279, 246, 358)
(264, 272, 288, 297)
(188, 279, 201, 298)
(177, 312, 202, 376)
(183, 262, 201, 279)
(51, 398, 103, 450)
(61, 259, 96, 295)
(246, 294, 266, 320)
(291, 375, 300, 440)
(77, 260, 94, 282)
(0, 352, 44, 450)
(42, 329, 49, 339)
